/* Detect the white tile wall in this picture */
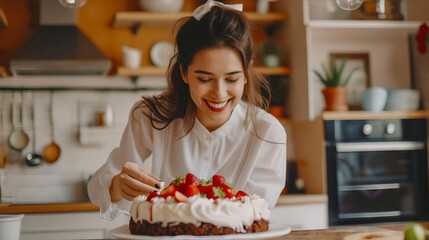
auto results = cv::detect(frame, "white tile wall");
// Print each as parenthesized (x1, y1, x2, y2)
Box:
(0, 76, 162, 203)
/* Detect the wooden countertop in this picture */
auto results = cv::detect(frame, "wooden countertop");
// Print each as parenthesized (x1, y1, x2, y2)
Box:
(279, 222, 429, 240)
(0, 202, 99, 214)
(322, 110, 429, 120)
(0, 194, 326, 214)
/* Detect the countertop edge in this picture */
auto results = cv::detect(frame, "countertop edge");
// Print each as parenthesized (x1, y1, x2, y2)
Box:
(0, 202, 100, 214)
(276, 194, 328, 206)
(0, 194, 327, 214)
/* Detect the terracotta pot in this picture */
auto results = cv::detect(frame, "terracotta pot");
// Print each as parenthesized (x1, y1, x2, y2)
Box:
(322, 86, 349, 111)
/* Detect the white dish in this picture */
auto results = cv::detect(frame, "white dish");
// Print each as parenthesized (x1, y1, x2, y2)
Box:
(150, 41, 175, 67)
(108, 222, 291, 240)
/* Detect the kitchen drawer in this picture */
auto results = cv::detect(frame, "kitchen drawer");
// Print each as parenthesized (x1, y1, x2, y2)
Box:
(20, 212, 128, 240)
(270, 203, 328, 230)
(21, 230, 105, 240)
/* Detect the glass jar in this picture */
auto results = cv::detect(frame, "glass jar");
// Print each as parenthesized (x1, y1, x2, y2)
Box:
(356, 0, 403, 20)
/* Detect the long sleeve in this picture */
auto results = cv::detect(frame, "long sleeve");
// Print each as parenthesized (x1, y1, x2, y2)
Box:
(87, 102, 154, 220)
(240, 117, 287, 210)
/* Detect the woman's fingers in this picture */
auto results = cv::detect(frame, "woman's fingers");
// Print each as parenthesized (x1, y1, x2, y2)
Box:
(120, 180, 154, 200)
(139, 166, 161, 181)
(119, 173, 157, 194)
(120, 189, 135, 201)
(122, 162, 161, 190)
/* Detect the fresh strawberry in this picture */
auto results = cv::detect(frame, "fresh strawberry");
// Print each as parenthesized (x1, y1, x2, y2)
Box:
(185, 173, 200, 186)
(185, 184, 200, 197)
(147, 191, 159, 202)
(169, 176, 185, 187)
(212, 175, 225, 185)
(207, 186, 226, 200)
(235, 190, 248, 198)
(174, 191, 187, 202)
(221, 184, 236, 198)
(197, 185, 211, 194)
(160, 185, 175, 198)
(175, 182, 187, 194)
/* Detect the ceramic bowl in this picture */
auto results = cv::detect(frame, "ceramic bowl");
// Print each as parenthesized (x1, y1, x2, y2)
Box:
(138, 0, 184, 13)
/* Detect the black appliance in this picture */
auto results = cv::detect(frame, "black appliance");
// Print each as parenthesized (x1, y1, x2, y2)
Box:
(324, 118, 429, 226)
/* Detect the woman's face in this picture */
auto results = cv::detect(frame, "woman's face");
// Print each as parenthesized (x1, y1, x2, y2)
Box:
(181, 47, 247, 132)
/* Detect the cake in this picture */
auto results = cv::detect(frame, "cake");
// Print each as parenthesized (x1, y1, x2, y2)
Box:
(129, 173, 270, 236)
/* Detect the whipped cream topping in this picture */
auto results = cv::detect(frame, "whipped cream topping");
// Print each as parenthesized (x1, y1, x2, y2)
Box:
(130, 194, 270, 232)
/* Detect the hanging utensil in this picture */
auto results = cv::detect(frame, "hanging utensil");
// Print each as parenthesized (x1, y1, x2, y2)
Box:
(25, 92, 42, 167)
(43, 90, 61, 163)
(8, 91, 29, 152)
(0, 102, 7, 168)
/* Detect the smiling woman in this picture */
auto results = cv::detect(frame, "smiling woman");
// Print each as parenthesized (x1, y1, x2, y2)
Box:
(181, 47, 246, 131)
(88, 2, 287, 227)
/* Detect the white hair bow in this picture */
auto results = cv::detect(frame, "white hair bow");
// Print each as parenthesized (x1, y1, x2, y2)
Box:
(193, 0, 243, 21)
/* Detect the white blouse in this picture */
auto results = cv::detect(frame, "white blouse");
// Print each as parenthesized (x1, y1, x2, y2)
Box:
(88, 101, 286, 221)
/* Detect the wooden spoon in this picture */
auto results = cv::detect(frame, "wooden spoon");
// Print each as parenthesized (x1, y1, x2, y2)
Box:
(43, 91, 61, 163)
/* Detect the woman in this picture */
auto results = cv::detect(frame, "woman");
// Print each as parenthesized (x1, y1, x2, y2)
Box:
(88, 1, 286, 221)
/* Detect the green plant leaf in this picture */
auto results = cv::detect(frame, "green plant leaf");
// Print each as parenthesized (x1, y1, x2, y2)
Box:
(313, 69, 329, 86)
(321, 64, 333, 86)
(342, 66, 361, 86)
(331, 61, 338, 85)
(337, 58, 347, 86)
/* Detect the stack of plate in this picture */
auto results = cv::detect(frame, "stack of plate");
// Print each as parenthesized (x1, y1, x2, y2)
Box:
(384, 89, 421, 111)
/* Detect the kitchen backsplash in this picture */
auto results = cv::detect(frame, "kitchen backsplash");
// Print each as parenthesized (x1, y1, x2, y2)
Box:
(0, 77, 161, 203)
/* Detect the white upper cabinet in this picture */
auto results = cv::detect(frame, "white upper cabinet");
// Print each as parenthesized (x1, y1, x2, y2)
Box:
(290, 0, 429, 120)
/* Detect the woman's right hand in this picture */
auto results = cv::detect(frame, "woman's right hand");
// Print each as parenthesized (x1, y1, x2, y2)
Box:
(109, 162, 161, 202)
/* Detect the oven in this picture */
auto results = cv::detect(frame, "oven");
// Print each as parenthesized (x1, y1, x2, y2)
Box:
(324, 118, 429, 226)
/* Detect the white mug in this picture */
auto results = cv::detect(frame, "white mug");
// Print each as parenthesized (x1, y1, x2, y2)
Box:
(122, 46, 142, 69)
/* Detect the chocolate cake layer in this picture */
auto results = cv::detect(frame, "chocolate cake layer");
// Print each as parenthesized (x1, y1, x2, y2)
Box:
(129, 218, 269, 236)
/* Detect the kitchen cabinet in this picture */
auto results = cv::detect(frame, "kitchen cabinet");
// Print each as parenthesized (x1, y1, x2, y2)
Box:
(285, 0, 429, 121)
(271, 204, 328, 230)
(111, 11, 291, 77)
(272, 194, 328, 230)
(20, 212, 128, 240)
(272, 0, 429, 197)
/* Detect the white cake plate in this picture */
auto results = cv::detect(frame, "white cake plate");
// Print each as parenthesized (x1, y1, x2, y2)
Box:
(108, 222, 291, 240)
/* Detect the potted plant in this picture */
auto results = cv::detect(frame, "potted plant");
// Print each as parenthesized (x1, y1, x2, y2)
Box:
(313, 58, 360, 111)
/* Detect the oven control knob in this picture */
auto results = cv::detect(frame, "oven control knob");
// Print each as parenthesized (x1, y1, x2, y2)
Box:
(362, 123, 373, 135)
(386, 123, 396, 135)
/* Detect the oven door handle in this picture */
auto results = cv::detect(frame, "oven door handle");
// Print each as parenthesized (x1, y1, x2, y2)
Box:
(336, 141, 425, 152)
(338, 183, 400, 191)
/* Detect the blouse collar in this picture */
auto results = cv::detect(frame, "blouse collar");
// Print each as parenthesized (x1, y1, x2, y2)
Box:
(192, 101, 245, 140)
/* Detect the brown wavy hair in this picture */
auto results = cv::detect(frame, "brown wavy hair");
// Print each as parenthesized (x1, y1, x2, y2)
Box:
(136, 6, 271, 136)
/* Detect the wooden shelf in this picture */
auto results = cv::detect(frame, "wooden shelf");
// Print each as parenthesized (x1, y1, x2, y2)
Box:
(0, 76, 166, 91)
(256, 66, 291, 75)
(117, 66, 291, 76)
(113, 11, 288, 28)
(322, 110, 429, 120)
(306, 20, 424, 29)
(117, 66, 167, 76)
